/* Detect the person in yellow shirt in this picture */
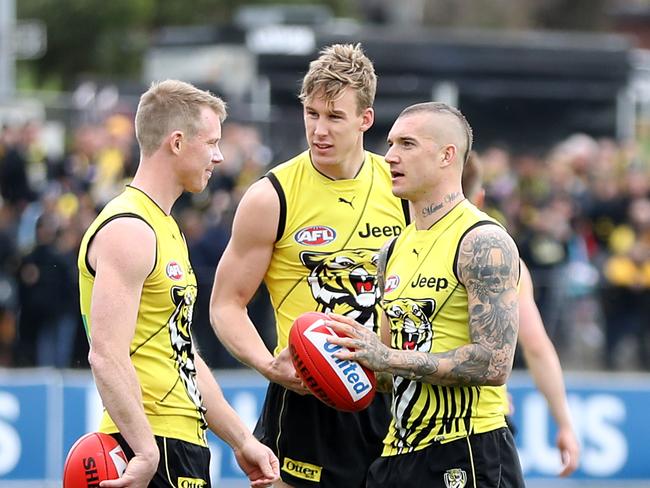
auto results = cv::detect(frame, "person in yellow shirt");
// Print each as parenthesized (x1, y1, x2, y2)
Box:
(327, 102, 524, 487)
(210, 44, 409, 487)
(78, 79, 279, 488)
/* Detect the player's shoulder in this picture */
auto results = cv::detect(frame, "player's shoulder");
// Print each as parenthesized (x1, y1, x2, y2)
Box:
(267, 150, 310, 177)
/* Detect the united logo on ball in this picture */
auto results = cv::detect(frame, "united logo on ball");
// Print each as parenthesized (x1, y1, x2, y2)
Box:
(289, 311, 376, 412)
(63, 432, 127, 487)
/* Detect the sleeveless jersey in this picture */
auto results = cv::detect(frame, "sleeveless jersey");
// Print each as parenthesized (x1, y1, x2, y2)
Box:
(78, 186, 207, 446)
(265, 150, 409, 354)
(380, 199, 508, 455)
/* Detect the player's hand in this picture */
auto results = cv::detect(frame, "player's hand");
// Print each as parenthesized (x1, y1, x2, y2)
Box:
(100, 451, 159, 488)
(267, 347, 309, 395)
(233, 435, 280, 487)
(325, 313, 391, 372)
(556, 426, 580, 477)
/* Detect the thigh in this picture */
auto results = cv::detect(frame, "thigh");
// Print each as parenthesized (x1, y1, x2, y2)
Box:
(368, 429, 525, 488)
(255, 383, 390, 488)
(111, 433, 211, 488)
(471, 428, 525, 488)
(368, 437, 474, 488)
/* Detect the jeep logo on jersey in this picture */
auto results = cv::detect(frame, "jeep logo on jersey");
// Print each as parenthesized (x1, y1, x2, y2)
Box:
(384, 275, 400, 294)
(166, 261, 183, 280)
(294, 226, 336, 246)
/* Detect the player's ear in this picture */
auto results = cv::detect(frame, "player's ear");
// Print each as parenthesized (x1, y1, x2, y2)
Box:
(440, 144, 457, 167)
(360, 107, 374, 133)
(169, 131, 183, 155)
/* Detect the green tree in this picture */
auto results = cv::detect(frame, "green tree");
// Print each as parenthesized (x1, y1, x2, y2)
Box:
(18, 0, 154, 88)
(17, 0, 353, 90)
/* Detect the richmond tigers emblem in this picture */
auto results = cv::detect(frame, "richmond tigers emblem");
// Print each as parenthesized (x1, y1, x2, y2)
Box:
(300, 248, 380, 330)
(169, 285, 206, 427)
(444, 468, 468, 488)
(384, 298, 436, 352)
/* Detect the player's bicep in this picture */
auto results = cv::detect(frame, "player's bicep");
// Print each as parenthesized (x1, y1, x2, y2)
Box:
(212, 178, 279, 307)
(457, 224, 519, 377)
(89, 218, 156, 352)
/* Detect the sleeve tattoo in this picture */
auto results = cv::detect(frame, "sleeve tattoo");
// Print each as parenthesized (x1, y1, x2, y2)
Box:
(387, 225, 520, 386)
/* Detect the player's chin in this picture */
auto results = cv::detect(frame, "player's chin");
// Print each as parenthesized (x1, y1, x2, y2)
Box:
(188, 180, 209, 194)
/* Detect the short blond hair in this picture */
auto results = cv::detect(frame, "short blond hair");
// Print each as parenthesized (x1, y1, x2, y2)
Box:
(299, 43, 376, 114)
(135, 80, 227, 157)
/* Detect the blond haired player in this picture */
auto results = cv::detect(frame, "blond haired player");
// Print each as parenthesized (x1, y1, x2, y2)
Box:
(78, 80, 279, 488)
(210, 44, 409, 487)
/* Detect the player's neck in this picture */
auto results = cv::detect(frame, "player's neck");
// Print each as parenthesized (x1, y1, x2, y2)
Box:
(412, 187, 465, 230)
(312, 146, 365, 180)
(131, 159, 181, 215)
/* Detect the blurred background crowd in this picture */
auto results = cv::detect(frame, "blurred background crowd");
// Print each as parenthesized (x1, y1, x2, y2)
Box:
(2, 0, 650, 373)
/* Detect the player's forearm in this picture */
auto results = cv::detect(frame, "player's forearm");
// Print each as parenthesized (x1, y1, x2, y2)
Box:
(211, 304, 275, 376)
(385, 344, 512, 386)
(88, 346, 158, 458)
(195, 356, 253, 450)
(523, 344, 573, 428)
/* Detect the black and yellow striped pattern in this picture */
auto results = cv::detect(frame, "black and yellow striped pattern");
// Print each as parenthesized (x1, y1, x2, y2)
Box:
(381, 200, 508, 455)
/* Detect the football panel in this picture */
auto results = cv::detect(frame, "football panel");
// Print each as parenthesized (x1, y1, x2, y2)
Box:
(298, 330, 358, 411)
(63, 433, 108, 487)
(290, 328, 352, 410)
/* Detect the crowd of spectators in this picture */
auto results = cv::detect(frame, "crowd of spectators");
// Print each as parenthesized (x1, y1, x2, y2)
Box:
(0, 111, 649, 371)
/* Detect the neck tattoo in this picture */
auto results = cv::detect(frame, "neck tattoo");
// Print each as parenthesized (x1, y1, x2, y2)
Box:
(421, 192, 462, 218)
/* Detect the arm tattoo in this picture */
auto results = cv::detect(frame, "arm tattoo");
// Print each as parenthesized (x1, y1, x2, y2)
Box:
(384, 226, 519, 386)
(453, 226, 520, 384)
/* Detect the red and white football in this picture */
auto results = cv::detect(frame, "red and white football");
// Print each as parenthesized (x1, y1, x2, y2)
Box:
(63, 432, 128, 488)
(289, 311, 376, 412)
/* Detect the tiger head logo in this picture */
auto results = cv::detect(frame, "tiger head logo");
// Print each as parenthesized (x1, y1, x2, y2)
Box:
(300, 248, 379, 329)
(384, 298, 435, 351)
(169, 285, 204, 419)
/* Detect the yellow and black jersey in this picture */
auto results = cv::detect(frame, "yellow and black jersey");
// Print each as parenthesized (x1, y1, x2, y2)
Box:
(380, 199, 508, 455)
(264, 150, 409, 354)
(78, 185, 207, 446)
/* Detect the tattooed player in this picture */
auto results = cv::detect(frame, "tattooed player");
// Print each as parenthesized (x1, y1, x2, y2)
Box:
(327, 102, 525, 488)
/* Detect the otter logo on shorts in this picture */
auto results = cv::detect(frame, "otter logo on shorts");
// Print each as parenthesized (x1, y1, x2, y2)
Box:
(282, 457, 322, 482)
(177, 478, 207, 488)
(444, 468, 467, 488)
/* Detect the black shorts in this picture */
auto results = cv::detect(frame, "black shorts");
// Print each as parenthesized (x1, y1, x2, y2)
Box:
(111, 433, 211, 488)
(254, 382, 390, 488)
(367, 427, 525, 488)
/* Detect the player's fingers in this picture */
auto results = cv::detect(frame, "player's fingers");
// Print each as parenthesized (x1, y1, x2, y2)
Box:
(558, 450, 576, 477)
(326, 320, 357, 338)
(327, 312, 359, 326)
(99, 480, 128, 488)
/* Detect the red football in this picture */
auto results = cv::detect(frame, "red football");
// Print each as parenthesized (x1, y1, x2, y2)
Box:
(63, 432, 128, 487)
(289, 311, 376, 412)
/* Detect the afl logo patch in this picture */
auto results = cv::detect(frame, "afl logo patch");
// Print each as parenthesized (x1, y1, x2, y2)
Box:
(166, 261, 184, 280)
(384, 275, 400, 293)
(294, 225, 336, 246)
